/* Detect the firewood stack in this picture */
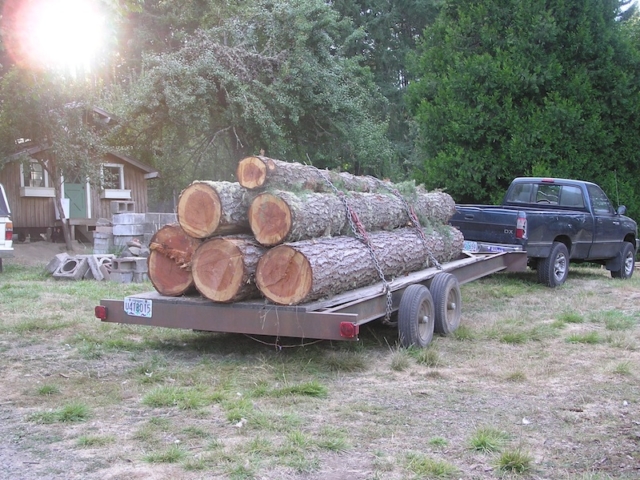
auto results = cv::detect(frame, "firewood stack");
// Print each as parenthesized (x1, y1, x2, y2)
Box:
(147, 156, 464, 306)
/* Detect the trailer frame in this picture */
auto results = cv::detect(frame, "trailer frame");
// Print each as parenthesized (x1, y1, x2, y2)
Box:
(96, 251, 527, 344)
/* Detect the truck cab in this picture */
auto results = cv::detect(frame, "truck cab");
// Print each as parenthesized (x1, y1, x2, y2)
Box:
(0, 183, 14, 272)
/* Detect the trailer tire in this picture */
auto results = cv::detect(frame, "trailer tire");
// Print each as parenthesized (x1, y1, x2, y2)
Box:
(398, 285, 435, 348)
(611, 242, 635, 279)
(537, 242, 569, 287)
(430, 273, 462, 335)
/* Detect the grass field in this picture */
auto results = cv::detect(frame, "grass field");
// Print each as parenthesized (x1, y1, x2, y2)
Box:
(0, 261, 639, 479)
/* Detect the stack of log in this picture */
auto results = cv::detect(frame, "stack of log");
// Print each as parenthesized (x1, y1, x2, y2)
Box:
(147, 156, 464, 306)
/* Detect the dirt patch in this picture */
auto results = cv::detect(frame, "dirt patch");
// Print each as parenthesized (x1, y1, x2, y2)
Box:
(6, 240, 93, 267)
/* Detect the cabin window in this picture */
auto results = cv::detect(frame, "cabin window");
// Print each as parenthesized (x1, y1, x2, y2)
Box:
(19, 160, 55, 197)
(100, 163, 131, 199)
(586, 184, 614, 214)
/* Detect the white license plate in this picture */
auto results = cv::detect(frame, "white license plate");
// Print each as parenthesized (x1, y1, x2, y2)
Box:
(463, 240, 479, 253)
(124, 297, 152, 318)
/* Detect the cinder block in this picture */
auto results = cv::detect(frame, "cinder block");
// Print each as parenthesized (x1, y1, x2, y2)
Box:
(86, 255, 115, 281)
(53, 257, 90, 281)
(109, 271, 133, 283)
(133, 272, 149, 283)
(112, 213, 146, 225)
(110, 201, 135, 215)
(46, 252, 71, 274)
(113, 224, 145, 236)
(111, 257, 146, 273)
(95, 226, 113, 234)
(99, 263, 111, 281)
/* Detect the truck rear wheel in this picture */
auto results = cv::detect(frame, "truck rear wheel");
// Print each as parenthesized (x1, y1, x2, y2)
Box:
(398, 284, 435, 348)
(537, 242, 569, 287)
(611, 242, 635, 279)
(430, 273, 462, 335)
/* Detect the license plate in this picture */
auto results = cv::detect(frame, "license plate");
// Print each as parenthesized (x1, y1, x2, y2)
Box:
(463, 240, 479, 253)
(124, 297, 152, 318)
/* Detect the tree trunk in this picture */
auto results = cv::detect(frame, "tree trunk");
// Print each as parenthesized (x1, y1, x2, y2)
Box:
(248, 190, 456, 246)
(236, 156, 381, 192)
(177, 181, 252, 239)
(191, 235, 266, 303)
(148, 224, 202, 296)
(255, 226, 464, 305)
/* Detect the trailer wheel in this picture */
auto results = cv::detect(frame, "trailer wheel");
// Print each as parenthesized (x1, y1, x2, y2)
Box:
(398, 284, 435, 348)
(430, 273, 462, 335)
(537, 242, 569, 287)
(611, 242, 635, 279)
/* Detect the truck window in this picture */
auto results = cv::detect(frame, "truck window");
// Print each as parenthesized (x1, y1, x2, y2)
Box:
(535, 184, 560, 204)
(586, 184, 614, 214)
(506, 183, 534, 203)
(559, 186, 585, 208)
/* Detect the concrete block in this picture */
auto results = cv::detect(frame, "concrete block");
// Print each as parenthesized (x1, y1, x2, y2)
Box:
(86, 255, 115, 281)
(109, 271, 133, 283)
(113, 224, 145, 236)
(111, 257, 146, 273)
(110, 201, 135, 215)
(46, 252, 71, 274)
(53, 257, 90, 281)
(95, 226, 113, 234)
(133, 272, 149, 283)
(99, 263, 111, 281)
(112, 213, 146, 225)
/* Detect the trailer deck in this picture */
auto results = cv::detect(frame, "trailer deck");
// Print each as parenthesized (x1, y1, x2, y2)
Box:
(96, 251, 527, 345)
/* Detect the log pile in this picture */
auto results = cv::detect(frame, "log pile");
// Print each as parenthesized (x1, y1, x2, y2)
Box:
(148, 156, 463, 305)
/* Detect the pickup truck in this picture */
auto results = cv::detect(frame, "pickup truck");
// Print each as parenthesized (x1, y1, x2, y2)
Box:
(449, 177, 638, 287)
(0, 183, 14, 272)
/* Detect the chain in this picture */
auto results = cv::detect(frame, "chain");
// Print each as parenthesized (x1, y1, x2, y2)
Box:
(315, 168, 394, 322)
(372, 178, 442, 271)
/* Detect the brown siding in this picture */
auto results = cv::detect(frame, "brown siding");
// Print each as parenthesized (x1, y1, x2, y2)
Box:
(1, 155, 153, 229)
(0, 161, 56, 228)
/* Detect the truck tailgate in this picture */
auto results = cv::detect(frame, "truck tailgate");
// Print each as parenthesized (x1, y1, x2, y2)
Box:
(450, 206, 521, 245)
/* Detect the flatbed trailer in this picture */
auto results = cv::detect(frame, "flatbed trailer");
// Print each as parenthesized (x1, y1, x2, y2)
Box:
(95, 251, 527, 347)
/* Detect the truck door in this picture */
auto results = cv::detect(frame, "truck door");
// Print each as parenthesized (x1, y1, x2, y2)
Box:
(586, 184, 620, 259)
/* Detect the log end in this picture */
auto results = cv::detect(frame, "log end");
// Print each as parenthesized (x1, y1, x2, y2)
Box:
(237, 156, 268, 190)
(248, 192, 292, 246)
(177, 183, 222, 239)
(256, 245, 312, 305)
(192, 238, 246, 303)
(148, 224, 201, 296)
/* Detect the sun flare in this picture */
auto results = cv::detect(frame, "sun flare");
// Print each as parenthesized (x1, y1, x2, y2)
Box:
(5, 0, 108, 72)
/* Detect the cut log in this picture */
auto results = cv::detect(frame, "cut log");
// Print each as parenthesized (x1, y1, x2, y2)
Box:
(191, 236, 267, 303)
(177, 181, 251, 239)
(255, 226, 464, 305)
(148, 224, 201, 296)
(248, 190, 456, 246)
(236, 156, 380, 192)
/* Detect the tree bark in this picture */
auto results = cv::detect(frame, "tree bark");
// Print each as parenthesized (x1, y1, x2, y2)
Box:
(236, 156, 381, 192)
(255, 226, 464, 305)
(148, 224, 202, 296)
(191, 235, 266, 303)
(177, 181, 252, 239)
(248, 190, 456, 246)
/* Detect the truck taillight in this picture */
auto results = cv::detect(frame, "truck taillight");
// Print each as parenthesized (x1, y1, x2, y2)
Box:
(516, 212, 527, 239)
(5, 221, 12, 241)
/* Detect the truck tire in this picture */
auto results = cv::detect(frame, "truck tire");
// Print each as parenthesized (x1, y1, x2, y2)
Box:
(611, 242, 635, 279)
(398, 284, 435, 348)
(537, 242, 569, 287)
(430, 272, 462, 335)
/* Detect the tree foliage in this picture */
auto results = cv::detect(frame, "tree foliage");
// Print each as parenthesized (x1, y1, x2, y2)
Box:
(408, 0, 640, 217)
(107, 0, 396, 204)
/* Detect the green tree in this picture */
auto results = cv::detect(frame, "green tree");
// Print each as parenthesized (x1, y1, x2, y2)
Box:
(107, 0, 395, 206)
(333, 0, 440, 168)
(0, 69, 110, 250)
(407, 0, 640, 217)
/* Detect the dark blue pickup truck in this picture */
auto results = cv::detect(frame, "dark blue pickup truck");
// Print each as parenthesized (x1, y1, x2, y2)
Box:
(449, 177, 638, 287)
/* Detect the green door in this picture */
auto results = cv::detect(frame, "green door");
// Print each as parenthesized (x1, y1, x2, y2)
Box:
(65, 182, 87, 218)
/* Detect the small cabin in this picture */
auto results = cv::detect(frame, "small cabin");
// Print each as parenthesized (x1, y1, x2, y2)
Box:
(0, 148, 158, 242)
